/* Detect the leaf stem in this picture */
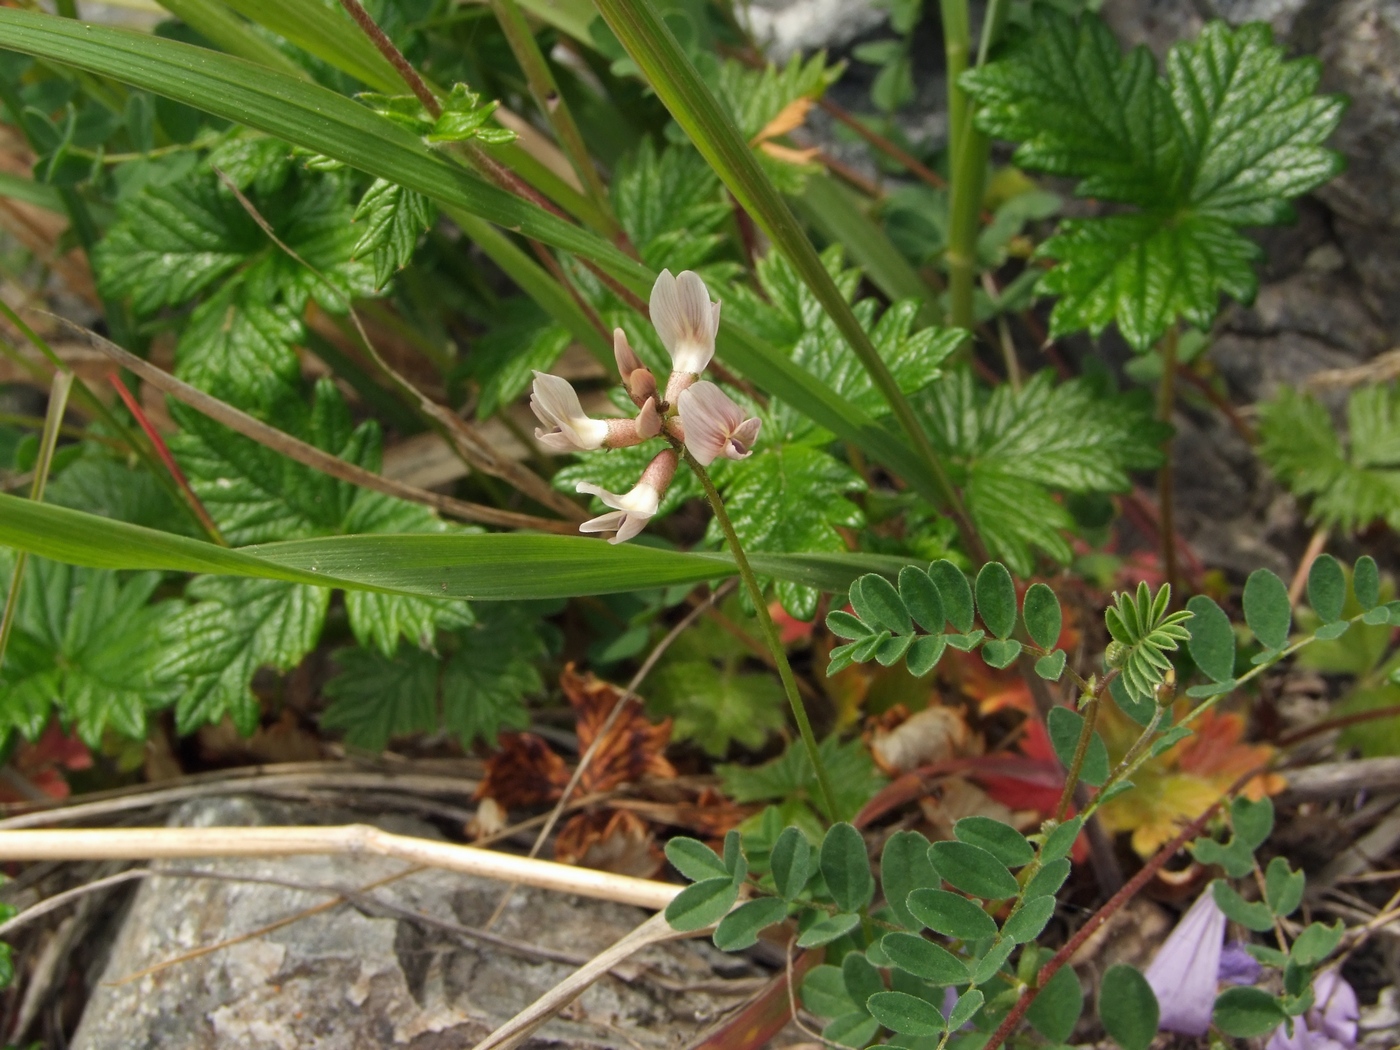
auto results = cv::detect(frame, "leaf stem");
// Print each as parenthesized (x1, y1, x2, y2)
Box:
(682, 448, 840, 823)
(1156, 325, 1180, 597)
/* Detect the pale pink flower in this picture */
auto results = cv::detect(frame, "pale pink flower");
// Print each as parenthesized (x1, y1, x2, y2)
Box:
(676, 381, 761, 466)
(651, 269, 720, 398)
(576, 449, 678, 544)
(530, 371, 608, 452)
(613, 328, 657, 406)
(1144, 888, 1228, 1036)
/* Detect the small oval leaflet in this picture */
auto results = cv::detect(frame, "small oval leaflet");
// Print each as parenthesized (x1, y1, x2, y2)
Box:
(1243, 568, 1291, 651)
(1026, 963, 1083, 1043)
(906, 633, 948, 677)
(881, 830, 939, 929)
(796, 911, 862, 948)
(1047, 706, 1110, 786)
(929, 559, 974, 633)
(712, 896, 787, 951)
(1041, 816, 1083, 863)
(665, 875, 738, 932)
(823, 1012, 878, 1047)
(771, 825, 812, 901)
(899, 565, 946, 633)
(801, 965, 855, 1018)
(928, 840, 1020, 900)
(665, 836, 727, 882)
(882, 932, 970, 985)
(953, 815, 1034, 868)
(842, 950, 885, 1006)
(947, 988, 984, 1030)
(1307, 553, 1346, 623)
(1025, 857, 1071, 898)
(1213, 986, 1288, 1038)
(906, 887, 999, 940)
(821, 821, 874, 913)
(1355, 555, 1380, 610)
(1185, 594, 1235, 684)
(851, 573, 911, 636)
(866, 991, 946, 1037)
(1022, 582, 1062, 649)
(975, 561, 1018, 639)
(1099, 964, 1159, 1050)
(1002, 894, 1057, 943)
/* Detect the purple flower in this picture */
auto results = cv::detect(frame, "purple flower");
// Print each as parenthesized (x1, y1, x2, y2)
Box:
(1144, 889, 1229, 1036)
(1219, 942, 1264, 986)
(1266, 970, 1359, 1050)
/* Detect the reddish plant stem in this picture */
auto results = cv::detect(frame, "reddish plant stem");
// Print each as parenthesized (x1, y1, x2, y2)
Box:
(335, 0, 441, 117)
(817, 97, 947, 190)
(106, 372, 225, 544)
(1277, 703, 1400, 749)
(981, 765, 1266, 1050)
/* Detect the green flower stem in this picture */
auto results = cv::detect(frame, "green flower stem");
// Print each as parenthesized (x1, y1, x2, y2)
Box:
(683, 447, 840, 823)
(1156, 325, 1181, 596)
(593, 0, 985, 561)
(489, 0, 619, 234)
(1052, 692, 1100, 823)
(0, 370, 72, 671)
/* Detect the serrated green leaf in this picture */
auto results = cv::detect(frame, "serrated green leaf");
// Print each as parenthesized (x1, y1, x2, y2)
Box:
(1244, 568, 1292, 651)
(1186, 595, 1235, 683)
(906, 888, 998, 941)
(899, 566, 945, 633)
(665, 876, 739, 932)
(1307, 554, 1346, 623)
(320, 645, 439, 752)
(866, 991, 946, 1037)
(975, 561, 1018, 639)
(713, 897, 788, 951)
(1026, 964, 1083, 1043)
(771, 825, 813, 901)
(174, 282, 303, 407)
(666, 837, 728, 882)
(881, 830, 938, 930)
(883, 932, 969, 985)
(352, 177, 434, 289)
(1355, 555, 1381, 610)
(1212, 880, 1275, 932)
(928, 841, 1019, 900)
(1265, 856, 1305, 917)
(928, 560, 974, 633)
(1047, 707, 1110, 787)
(954, 816, 1034, 868)
(1213, 987, 1288, 1038)
(1099, 964, 1159, 1050)
(797, 911, 862, 948)
(1035, 650, 1067, 680)
(719, 735, 886, 826)
(821, 822, 874, 913)
(1022, 583, 1062, 650)
(439, 606, 543, 749)
(613, 139, 727, 272)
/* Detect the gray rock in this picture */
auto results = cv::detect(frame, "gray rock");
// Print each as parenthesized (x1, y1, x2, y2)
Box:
(738, 0, 886, 60)
(71, 797, 749, 1050)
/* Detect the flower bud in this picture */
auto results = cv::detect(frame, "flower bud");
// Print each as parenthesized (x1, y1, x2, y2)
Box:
(613, 328, 657, 406)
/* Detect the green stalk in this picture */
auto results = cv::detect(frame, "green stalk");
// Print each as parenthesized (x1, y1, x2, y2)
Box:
(489, 0, 619, 234)
(0, 371, 72, 673)
(685, 448, 840, 822)
(592, 0, 983, 558)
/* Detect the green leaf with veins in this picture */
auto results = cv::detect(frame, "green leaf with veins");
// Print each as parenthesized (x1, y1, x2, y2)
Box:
(46, 451, 194, 535)
(321, 645, 440, 752)
(612, 139, 728, 272)
(465, 299, 573, 421)
(919, 368, 1165, 574)
(719, 735, 886, 825)
(965, 12, 1344, 349)
(710, 444, 865, 620)
(646, 617, 787, 755)
(440, 605, 546, 748)
(351, 177, 435, 290)
(207, 134, 294, 197)
(0, 560, 183, 745)
(1258, 384, 1400, 535)
(174, 281, 303, 407)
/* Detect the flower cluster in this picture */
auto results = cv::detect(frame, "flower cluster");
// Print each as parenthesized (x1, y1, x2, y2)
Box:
(530, 269, 761, 544)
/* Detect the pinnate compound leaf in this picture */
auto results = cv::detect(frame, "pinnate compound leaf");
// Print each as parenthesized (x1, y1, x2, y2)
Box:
(1186, 595, 1236, 683)
(881, 830, 938, 929)
(927, 841, 1019, 900)
(953, 816, 1034, 868)
(1099, 964, 1159, 1050)
(1022, 583, 1062, 650)
(966, 12, 1343, 350)
(771, 826, 813, 900)
(320, 645, 439, 751)
(821, 822, 874, 913)
(1047, 707, 1110, 786)
(665, 876, 739, 932)
(1026, 964, 1083, 1043)
(1213, 987, 1288, 1038)
(975, 562, 1018, 639)
(866, 991, 946, 1037)
(712, 897, 787, 951)
(1307, 554, 1346, 623)
(666, 837, 728, 883)
(882, 932, 969, 985)
(1244, 568, 1291, 650)
(906, 888, 998, 941)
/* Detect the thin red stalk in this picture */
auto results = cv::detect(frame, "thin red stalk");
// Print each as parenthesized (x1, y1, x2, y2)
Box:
(106, 372, 226, 545)
(335, 0, 441, 116)
(817, 97, 947, 190)
(1277, 704, 1400, 749)
(981, 765, 1267, 1050)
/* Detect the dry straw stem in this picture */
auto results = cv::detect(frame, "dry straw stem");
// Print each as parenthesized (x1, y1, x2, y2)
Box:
(50, 316, 574, 534)
(0, 825, 681, 911)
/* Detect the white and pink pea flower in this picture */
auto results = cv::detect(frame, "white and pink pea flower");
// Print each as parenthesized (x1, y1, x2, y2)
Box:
(651, 268, 720, 400)
(576, 450, 678, 545)
(676, 381, 761, 466)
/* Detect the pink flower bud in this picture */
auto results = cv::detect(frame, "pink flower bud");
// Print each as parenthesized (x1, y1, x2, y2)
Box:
(613, 328, 657, 406)
(576, 449, 678, 544)
(600, 398, 663, 448)
(651, 269, 719, 378)
(676, 381, 761, 466)
(530, 371, 608, 453)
